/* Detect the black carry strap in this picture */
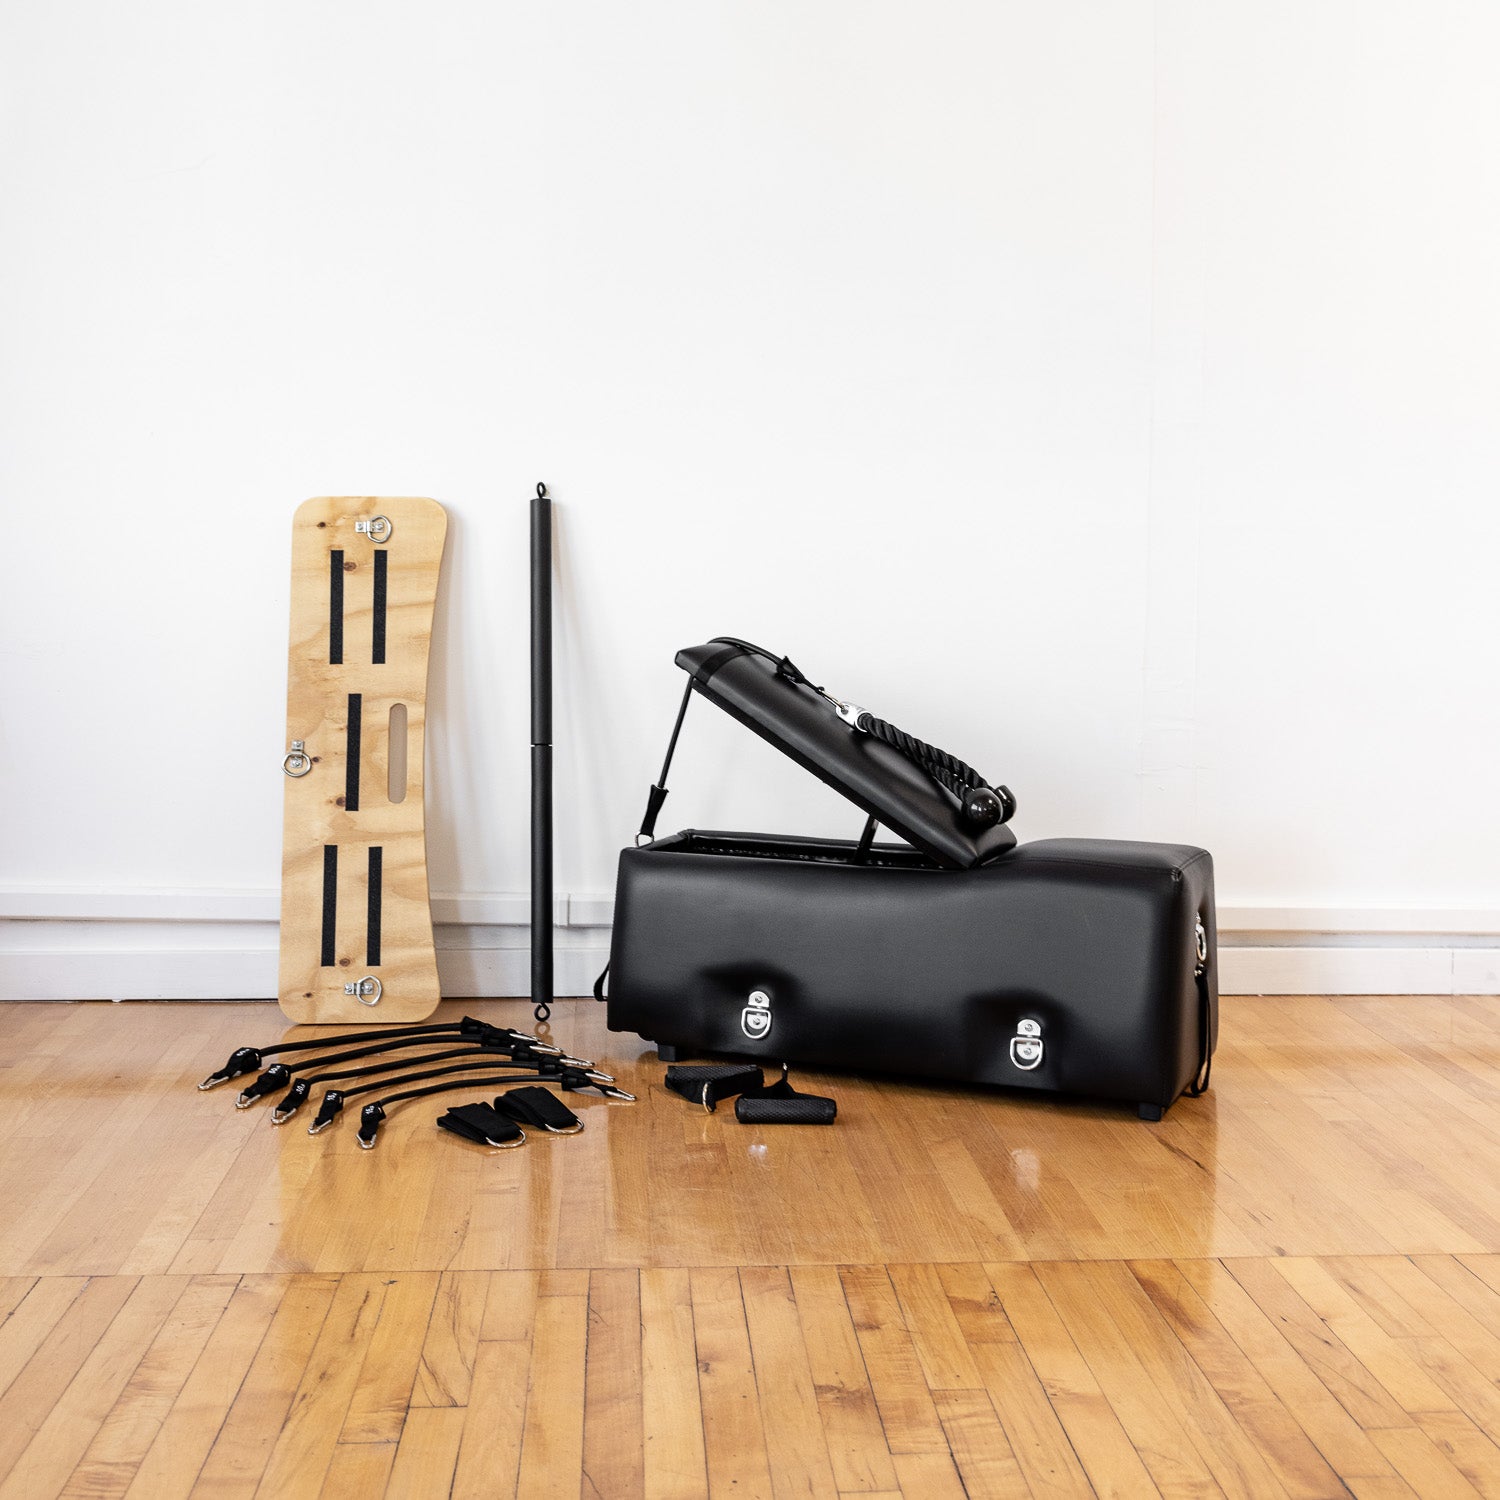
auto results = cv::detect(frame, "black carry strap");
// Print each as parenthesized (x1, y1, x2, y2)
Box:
(1183, 918, 1214, 1098)
(734, 1064, 837, 1125)
(593, 963, 609, 1003)
(437, 1102, 526, 1148)
(664, 1064, 764, 1113)
(1184, 971, 1214, 1098)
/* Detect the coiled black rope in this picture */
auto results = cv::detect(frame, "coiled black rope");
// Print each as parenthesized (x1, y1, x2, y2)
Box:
(851, 711, 1015, 827)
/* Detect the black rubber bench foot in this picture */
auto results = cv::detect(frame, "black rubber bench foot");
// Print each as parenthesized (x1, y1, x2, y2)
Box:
(1138, 1102, 1164, 1121)
(658, 1044, 682, 1063)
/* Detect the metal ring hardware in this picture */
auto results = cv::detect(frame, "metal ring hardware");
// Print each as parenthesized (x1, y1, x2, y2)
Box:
(344, 976, 382, 1005)
(283, 740, 312, 777)
(355, 515, 393, 543)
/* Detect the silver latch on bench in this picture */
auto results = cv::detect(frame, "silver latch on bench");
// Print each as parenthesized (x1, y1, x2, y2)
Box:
(1010, 1017, 1043, 1071)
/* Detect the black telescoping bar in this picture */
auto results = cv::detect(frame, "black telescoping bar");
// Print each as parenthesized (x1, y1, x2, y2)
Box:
(531, 483, 554, 1024)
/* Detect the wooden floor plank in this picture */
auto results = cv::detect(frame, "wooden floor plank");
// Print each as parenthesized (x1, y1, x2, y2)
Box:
(119, 1274, 294, 1500)
(1224, 1258, 1414, 1433)
(0, 1276, 142, 1483)
(1129, 1259, 1347, 1500)
(889, 1450, 970, 1498)
(931, 1388, 1029, 1497)
(183, 1273, 341, 1500)
(639, 1268, 707, 1500)
(384, 1406, 465, 1500)
(582, 1270, 644, 1500)
(58, 1275, 240, 1500)
(449, 1340, 531, 1500)
(691, 1266, 774, 1500)
(1082, 1260, 1289, 1499)
(887, 1263, 983, 1392)
(317, 1442, 395, 1500)
(838, 1267, 948, 1457)
(983, 1262, 1161, 1500)
(409, 1270, 487, 1408)
(1034, 1261, 1228, 1500)
(788, 1265, 901, 1496)
(242, 1273, 388, 1500)
(0, 1276, 89, 1401)
(515, 1281, 589, 1500)
(1171, 1259, 1406, 1486)
(0, 1276, 190, 1500)
(739, 1267, 839, 1500)
(1270, 1258, 1458, 1417)
(1369, 1425, 1484, 1500)
(939, 1264, 1095, 1500)
(0, 1279, 38, 1332)
(339, 1272, 439, 1445)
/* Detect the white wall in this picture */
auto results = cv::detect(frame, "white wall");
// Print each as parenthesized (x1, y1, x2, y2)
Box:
(3, 1, 1499, 997)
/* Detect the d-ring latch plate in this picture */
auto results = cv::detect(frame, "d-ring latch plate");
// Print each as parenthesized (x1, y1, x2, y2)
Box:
(355, 516, 393, 543)
(344, 976, 382, 1005)
(283, 740, 312, 777)
(1009, 1017, 1044, 1071)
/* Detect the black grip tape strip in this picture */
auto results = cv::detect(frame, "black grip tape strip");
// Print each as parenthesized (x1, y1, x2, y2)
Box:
(320, 845, 338, 967)
(367, 847, 382, 967)
(329, 550, 345, 665)
(372, 549, 387, 665)
(345, 693, 361, 813)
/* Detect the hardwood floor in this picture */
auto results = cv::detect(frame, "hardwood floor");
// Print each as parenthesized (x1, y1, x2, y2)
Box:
(2, 995, 1499, 1496)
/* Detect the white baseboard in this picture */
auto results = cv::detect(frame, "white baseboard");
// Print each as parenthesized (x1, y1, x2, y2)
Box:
(1, 888, 1497, 1000)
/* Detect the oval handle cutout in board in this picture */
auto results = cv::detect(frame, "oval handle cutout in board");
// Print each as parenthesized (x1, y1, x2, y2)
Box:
(388, 704, 408, 803)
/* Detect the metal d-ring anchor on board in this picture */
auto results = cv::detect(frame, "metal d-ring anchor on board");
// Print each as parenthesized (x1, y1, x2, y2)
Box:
(344, 976, 382, 1005)
(283, 740, 312, 777)
(355, 516, 393, 543)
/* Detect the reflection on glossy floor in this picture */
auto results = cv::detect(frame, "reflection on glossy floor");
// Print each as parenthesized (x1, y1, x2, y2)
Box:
(1, 995, 1499, 1496)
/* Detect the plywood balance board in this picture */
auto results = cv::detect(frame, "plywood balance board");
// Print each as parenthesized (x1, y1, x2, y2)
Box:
(278, 497, 447, 1023)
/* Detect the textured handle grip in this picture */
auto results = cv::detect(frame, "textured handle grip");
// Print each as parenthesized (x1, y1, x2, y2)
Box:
(734, 1094, 837, 1125)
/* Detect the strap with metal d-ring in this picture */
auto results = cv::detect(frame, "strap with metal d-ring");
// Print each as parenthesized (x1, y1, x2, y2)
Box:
(1185, 918, 1214, 1098)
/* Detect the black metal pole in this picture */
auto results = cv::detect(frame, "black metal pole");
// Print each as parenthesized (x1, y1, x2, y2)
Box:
(530, 482, 554, 1023)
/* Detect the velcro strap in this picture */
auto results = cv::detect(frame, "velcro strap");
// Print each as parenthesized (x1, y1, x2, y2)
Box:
(493, 1087, 582, 1133)
(734, 1068, 836, 1125)
(665, 1064, 764, 1112)
(438, 1103, 525, 1147)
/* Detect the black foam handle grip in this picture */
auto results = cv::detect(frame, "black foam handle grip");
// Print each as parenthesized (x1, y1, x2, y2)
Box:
(735, 1094, 837, 1125)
